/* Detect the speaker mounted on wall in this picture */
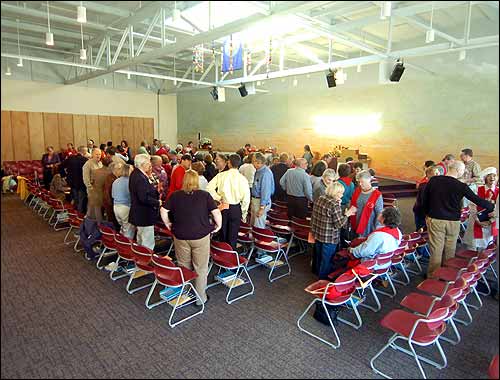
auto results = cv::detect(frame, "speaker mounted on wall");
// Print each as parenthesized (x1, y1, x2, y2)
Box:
(390, 59, 405, 82)
(238, 83, 248, 97)
(326, 69, 337, 88)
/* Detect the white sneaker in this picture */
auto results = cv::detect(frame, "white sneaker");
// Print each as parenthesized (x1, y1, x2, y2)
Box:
(104, 262, 118, 272)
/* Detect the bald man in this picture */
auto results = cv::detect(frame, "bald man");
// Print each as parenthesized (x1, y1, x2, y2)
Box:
(280, 158, 313, 219)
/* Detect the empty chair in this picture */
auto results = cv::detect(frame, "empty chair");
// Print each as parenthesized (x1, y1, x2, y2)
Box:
(127, 243, 156, 294)
(110, 234, 135, 281)
(236, 221, 253, 256)
(208, 241, 254, 304)
(249, 226, 290, 282)
(286, 217, 311, 259)
(96, 225, 117, 270)
(297, 272, 361, 350)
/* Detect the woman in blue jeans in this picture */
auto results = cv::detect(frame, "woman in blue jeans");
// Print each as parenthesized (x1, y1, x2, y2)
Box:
(310, 181, 357, 279)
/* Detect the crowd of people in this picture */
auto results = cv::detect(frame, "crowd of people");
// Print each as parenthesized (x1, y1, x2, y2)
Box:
(31, 138, 498, 302)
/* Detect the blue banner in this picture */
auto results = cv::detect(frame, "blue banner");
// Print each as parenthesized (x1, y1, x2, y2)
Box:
(222, 35, 243, 72)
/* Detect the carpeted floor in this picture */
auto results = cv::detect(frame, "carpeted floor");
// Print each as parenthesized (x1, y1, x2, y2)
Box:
(1, 194, 498, 379)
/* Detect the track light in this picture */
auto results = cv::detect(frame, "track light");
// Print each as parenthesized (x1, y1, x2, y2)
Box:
(425, 29, 435, 43)
(172, 1, 181, 22)
(459, 50, 466, 61)
(127, 72, 131, 79)
(293, 78, 298, 87)
(356, 64, 362, 73)
(17, 57, 23, 67)
(336, 69, 345, 85)
(46, 32, 54, 46)
(77, 3, 87, 23)
(5, 66, 12, 76)
(16, 20, 23, 66)
(80, 48, 87, 60)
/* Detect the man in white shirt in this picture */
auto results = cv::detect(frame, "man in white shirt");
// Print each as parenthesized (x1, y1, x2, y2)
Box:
(207, 154, 250, 250)
(239, 154, 256, 191)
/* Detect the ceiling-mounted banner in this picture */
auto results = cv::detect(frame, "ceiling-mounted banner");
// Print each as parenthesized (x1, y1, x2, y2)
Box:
(222, 34, 243, 73)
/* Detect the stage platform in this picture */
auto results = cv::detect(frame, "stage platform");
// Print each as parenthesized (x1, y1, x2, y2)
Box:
(378, 176, 418, 198)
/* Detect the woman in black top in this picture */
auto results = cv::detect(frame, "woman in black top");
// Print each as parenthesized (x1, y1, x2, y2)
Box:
(41, 146, 61, 190)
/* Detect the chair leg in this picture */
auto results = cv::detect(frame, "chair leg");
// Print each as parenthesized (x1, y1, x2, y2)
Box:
(337, 297, 363, 329)
(370, 333, 399, 379)
(464, 287, 483, 310)
(390, 336, 447, 373)
(374, 272, 397, 298)
(488, 262, 498, 279)
(440, 318, 461, 345)
(392, 263, 411, 286)
(477, 273, 491, 296)
(63, 226, 74, 245)
(168, 283, 204, 328)
(297, 299, 340, 349)
(145, 280, 168, 310)
(226, 265, 255, 304)
(406, 253, 423, 275)
(96, 247, 113, 270)
(268, 248, 291, 282)
(126, 268, 154, 295)
(357, 283, 381, 312)
(453, 300, 473, 326)
(109, 257, 129, 281)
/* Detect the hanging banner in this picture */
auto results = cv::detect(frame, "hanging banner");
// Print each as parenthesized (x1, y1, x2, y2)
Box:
(222, 34, 243, 73)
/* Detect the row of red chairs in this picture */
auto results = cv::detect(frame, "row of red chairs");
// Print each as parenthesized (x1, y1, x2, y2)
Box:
(3, 160, 43, 178)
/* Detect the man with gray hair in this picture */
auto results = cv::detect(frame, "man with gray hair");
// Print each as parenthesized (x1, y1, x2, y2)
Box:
(251, 152, 274, 228)
(313, 168, 338, 202)
(62, 145, 89, 213)
(280, 158, 313, 219)
(422, 160, 494, 278)
(82, 148, 103, 219)
(128, 153, 161, 250)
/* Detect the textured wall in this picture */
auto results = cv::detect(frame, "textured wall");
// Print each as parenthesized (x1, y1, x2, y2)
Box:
(177, 65, 499, 181)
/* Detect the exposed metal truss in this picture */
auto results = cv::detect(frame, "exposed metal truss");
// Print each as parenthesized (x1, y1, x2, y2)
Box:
(1, 1, 498, 94)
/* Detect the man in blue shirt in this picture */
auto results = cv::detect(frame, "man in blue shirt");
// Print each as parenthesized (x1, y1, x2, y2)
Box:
(280, 158, 313, 219)
(251, 152, 274, 228)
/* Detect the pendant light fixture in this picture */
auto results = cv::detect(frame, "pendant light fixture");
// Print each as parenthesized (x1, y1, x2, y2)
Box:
(292, 77, 298, 87)
(426, 3, 435, 43)
(79, 23, 86, 60)
(77, 1, 87, 23)
(6, 65, 12, 76)
(46, 1, 54, 46)
(459, 50, 466, 61)
(16, 19, 23, 67)
(127, 72, 131, 79)
(172, 1, 181, 22)
(380, 1, 392, 19)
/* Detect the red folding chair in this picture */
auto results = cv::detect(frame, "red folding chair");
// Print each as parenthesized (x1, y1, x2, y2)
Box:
(372, 250, 397, 298)
(154, 223, 174, 256)
(370, 303, 450, 379)
(127, 243, 156, 294)
(110, 234, 135, 281)
(236, 221, 253, 255)
(47, 197, 72, 231)
(145, 254, 204, 328)
(249, 226, 290, 282)
(351, 259, 382, 313)
(489, 355, 499, 380)
(286, 217, 311, 259)
(96, 225, 117, 270)
(390, 247, 411, 286)
(297, 273, 361, 350)
(207, 241, 254, 304)
(63, 210, 83, 246)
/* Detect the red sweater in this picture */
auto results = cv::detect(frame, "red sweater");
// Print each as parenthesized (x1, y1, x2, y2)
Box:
(167, 165, 186, 198)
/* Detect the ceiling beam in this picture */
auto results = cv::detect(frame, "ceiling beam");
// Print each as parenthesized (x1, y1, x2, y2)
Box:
(400, 15, 465, 46)
(58, 1, 131, 18)
(64, 1, 319, 85)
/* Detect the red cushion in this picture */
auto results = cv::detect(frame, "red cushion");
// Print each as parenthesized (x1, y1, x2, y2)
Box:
(400, 292, 433, 315)
(444, 257, 470, 269)
(433, 267, 460, 282)
(417, 279, 447, 297)
(455, 249, 479, 260)
(380, 309, 445, 344)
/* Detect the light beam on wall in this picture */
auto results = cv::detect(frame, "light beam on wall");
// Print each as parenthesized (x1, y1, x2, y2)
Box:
(313, 113, 382, 136)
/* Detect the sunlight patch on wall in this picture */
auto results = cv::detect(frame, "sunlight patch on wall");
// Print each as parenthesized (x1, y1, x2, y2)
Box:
(313, 113, 383, 137)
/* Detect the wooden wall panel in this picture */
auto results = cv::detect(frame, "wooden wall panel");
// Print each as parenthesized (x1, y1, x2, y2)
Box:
(110, 116, 123, 146)
(11, 111, 31, 161)
(122, 117, 134, 154)
(1, 111, 14, 162)
(133, 117, 144, 152)
(58, 113, 74, 150)
(99, 116, 112, 145)
(73, 114, 87, 148)
(42, 113, 60, 152)
(143, 118, 154, 144)
(85, 115, 99, 146)
(28, 112, 45, 160)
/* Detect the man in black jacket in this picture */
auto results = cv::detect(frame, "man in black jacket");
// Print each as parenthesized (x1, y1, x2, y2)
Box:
(129, 154, 161, 250)
(62, 146, 88, 213)
(271, 152, 289, 202)
(422, 160, 494, 278)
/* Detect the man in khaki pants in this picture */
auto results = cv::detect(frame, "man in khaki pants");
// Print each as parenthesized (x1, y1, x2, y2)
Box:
(422, 161, 494, 278)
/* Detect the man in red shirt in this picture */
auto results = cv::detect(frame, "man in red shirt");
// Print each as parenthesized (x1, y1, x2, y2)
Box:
(155, 141, 170, 157)
(167, 154, 192, 198)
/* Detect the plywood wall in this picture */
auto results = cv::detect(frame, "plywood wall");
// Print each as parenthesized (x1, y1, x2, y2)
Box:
(0, 110, 154, 162)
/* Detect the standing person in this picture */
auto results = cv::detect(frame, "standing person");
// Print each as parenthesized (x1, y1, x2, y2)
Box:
(435, 154, 455, 176)
(151, 155, 168, 198)
(120, 140, 133, 164)
(271, 153, 290, 202)
(155, 141, 169, 156)
(106, 147, 123, 166)
(99, 144, 107, 160)
(87, 139, 95, 154)
(413, 166, 439, 231)
(151, 139, 160, 155)
(63, 146, 88, 213)
(115, 146, 129, 163)
(167, 154, 192, 198)
(63, 143, 78, 160)
(250, 152, 274, 228)
(215, 153, 229, 173)
(191, 161, 208, 191)
(463, 167, 498, 250)
(82, 148, 103, 217)
(337, 164, 355, 210)
(207, 154, 250, 250)
(239, 153, 256, 192)
(137, 141, 150, 155)
(112, 164, 135, 239)
(350, 170, 383, 238)
(203, 154, 217, 182)
(41, 146, 61, 190)
(459, 148, 482, 185)
(280, 158, 313, 219)
(129, 154, 161, 250)
(244, 143, 252, 156)
(87, 158, 111, 223)
(160, 170, 222, 305)
(422, 161, 494, 278)
(303, 145, 313, 172)
(416, 160, 436, 188)
(103, 162, 121, 228)
(312, 169, 338, 202)
(310, 160, 327, 188)
(311, 182, 356, 278)
(350, 162, 364, 187)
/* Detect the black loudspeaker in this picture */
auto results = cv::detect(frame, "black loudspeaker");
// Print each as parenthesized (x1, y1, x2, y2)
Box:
(209, 86, 218, 101)
(390, 61, 405, 82)
(238, 84, 248, 97)
(326, 71, 336, 88)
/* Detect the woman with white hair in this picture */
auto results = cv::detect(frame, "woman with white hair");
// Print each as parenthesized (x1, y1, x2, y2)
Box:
(350, 170, 383, 238)
(312, 168, 338, 202)
(311, 181, 357, 278)
(463, 167, 498, 250)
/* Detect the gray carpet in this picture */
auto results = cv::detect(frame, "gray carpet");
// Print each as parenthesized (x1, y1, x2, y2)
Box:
(1, 194, 498, 379)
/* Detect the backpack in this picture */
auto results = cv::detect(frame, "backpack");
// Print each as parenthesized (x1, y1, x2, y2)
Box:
(79, 218, 115, 260)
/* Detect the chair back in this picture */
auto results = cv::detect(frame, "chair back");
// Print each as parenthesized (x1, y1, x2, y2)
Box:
(114, 234, 134, 260)
(252, 226, 277, 243)
(332, 272, 357, 295)
(239, 221, 252, 234)
(131, 243, 154, 266)
(99, 225, 116, 249)
(376, 250, 395, 269)
(151, 254, 188, 287)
